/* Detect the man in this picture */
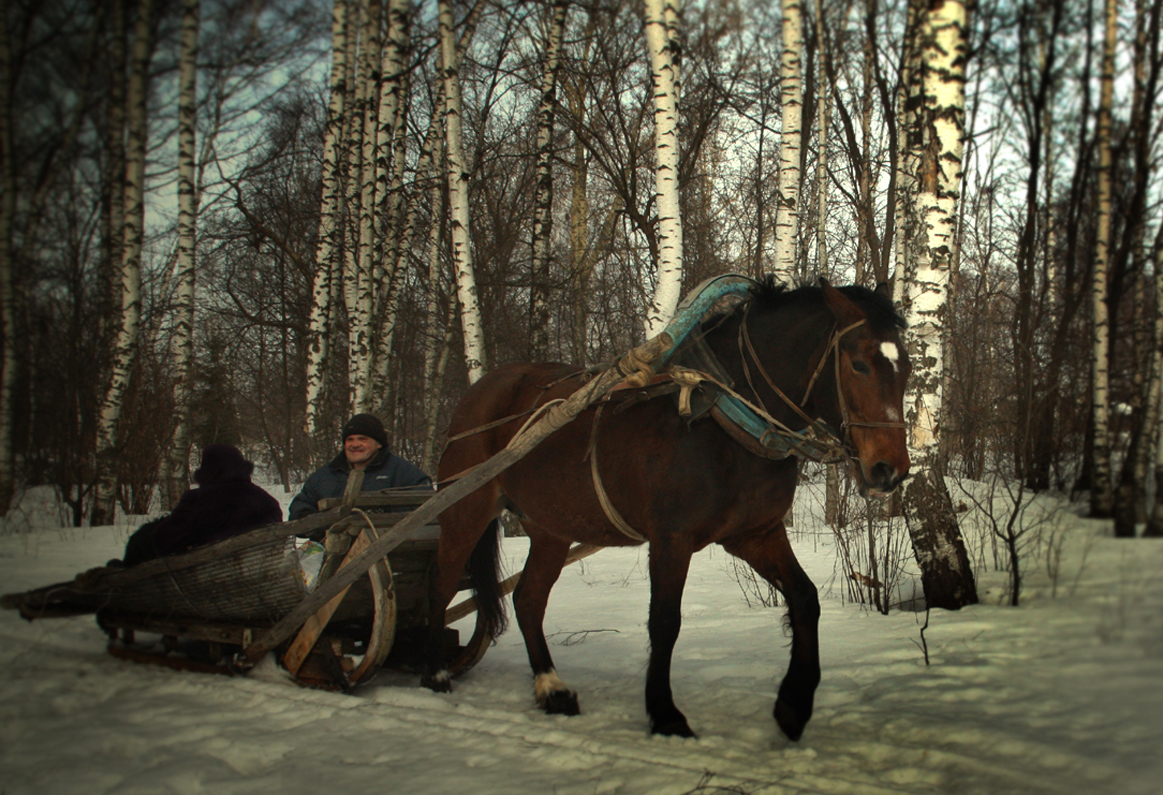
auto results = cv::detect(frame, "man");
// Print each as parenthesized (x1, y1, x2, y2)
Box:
(288, 413, 432, 520)
(121, 444, 283, 566)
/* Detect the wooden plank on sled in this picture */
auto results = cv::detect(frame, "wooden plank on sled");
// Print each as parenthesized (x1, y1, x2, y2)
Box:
(98, 612, 258, 647)
(242, 332, 676, 663)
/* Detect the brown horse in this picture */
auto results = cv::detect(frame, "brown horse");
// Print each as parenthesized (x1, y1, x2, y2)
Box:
(421, 278, 911, 740)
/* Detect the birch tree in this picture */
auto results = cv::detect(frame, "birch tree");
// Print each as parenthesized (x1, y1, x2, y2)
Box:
(900, 0, 978, 610)
(162, 0, 200, 509)
(348, 0, 382, 413)
(439, 0, 487, 383)
(369, 0, 411, 415)
(304, 0, 349, 440)
(643, 0, 684, 338)
(92, 0, 154, 526)
(772, 0, 804, 285)
(530, 0, 569, 358)
(1089, 0, 1118, 518)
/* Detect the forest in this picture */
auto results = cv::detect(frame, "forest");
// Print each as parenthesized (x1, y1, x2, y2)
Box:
(1, 0, 1160, 606)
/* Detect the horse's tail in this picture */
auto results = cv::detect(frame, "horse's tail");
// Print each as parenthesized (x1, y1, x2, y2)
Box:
(467, 517, 509, 638)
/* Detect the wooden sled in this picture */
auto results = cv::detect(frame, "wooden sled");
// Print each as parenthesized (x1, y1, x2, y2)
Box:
(3, 481, 601, 692)
(2, 488, 486, 691)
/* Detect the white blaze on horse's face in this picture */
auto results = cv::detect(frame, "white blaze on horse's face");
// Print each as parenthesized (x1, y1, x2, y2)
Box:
(879, 341, 901, 372)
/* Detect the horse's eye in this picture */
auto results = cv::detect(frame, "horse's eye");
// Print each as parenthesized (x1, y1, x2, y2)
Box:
(852, 361, 871, 375)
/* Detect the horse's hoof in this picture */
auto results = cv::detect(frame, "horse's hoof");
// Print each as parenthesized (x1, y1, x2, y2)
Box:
(774, 698, 808, 741)
(650, 718, 696, 738)
(542, 690, 580, 715)
(421, 671, 452, 693)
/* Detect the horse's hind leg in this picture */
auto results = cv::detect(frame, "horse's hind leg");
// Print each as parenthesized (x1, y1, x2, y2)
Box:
(421, 486, 501, 693)
(512, 528, 579, 715)
(721, 523, 820, 741)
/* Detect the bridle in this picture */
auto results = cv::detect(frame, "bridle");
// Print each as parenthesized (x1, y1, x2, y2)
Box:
(737, 302, 907, 454)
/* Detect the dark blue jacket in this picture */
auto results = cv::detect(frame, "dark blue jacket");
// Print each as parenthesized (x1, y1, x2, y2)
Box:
(288, 447, 432, 521)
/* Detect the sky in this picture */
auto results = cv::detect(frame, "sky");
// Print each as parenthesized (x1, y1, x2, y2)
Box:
(1, 480, 1161, 795)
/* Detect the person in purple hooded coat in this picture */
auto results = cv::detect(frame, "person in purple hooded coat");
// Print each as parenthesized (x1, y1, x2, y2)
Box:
(119, 444, 283, 566)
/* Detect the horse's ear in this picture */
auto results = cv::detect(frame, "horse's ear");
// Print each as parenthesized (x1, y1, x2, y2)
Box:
(821, 280, 866, 327)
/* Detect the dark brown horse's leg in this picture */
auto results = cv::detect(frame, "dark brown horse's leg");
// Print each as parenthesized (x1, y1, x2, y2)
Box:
(512, 530, 578, 715)
(645, 540, 695, 737)
(722, 523, 820, 741)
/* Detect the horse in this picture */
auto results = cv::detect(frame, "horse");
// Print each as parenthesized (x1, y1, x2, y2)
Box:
(421, 277, 911, 741)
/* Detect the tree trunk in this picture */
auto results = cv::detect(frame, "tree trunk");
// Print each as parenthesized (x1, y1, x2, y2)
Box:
(1144, 229, 1163, 537)
(643, 0, 684, 338)
(530, 0, 568, 359)
(0, 2, 15, 515)
(772, 0, 803, 286)
(1088, 0, 1118, 519)
(892, 0, 924, 309)
(163, 0, 200, 509)
(900, 0, 977, 610)
(92, 0, 153, 526)
(305, 0, 350, 443)
(370, 0, 412, 411)
(349, 0, 381, 413)
(439, 0, 487, 384)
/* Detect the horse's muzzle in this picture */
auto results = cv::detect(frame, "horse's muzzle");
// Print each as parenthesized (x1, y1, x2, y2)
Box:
(863, 461, 910, 496)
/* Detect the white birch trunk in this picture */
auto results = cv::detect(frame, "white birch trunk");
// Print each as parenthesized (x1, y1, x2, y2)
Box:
(369, 0, 410, 410)
(0, 3, 15, 515)
(92, 0, 153, 526)
(374, 3, 427, 417)
(900, 0, 978, 609)
(1089, 0, 1117, 517)
(772, 0, 804, 285)
(349, 0, 382, 413)
(163, 0, 199, 509)
(643, 0, 684, 338)
(439, 0, 487, 383)
(101, 1, 128, 356)
(340, 0, 367, 397)
(531, 0, 568, 358)
(304, 0, 350, 440)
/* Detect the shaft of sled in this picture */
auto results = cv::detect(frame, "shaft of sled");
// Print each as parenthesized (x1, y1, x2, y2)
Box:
(243, 333, 674, 663)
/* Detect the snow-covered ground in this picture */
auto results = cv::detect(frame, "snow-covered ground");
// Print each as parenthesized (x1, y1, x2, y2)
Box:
(1, 482, 1160, 795)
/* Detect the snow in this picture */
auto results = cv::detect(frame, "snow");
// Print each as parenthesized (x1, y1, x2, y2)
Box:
(2, 483, 1161, 795)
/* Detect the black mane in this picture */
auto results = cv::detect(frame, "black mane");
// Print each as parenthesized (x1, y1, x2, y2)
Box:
(747, 274, 905, 332)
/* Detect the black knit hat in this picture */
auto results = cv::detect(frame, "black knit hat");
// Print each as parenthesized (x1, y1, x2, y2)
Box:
(342, 413, 388, 447)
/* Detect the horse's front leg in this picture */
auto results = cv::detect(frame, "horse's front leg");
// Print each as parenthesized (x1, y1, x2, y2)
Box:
(646, 539, 695, 737)
(722, 523, 820, 741)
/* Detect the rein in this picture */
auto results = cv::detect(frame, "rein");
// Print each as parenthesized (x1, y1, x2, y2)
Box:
(736, 303, 905, 453)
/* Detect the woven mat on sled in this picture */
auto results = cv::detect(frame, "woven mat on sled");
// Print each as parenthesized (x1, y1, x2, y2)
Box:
(99, 537, 308, 624)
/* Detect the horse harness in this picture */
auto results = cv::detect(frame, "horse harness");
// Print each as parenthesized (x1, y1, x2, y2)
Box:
(583, 305, 904, 541)
(442, 304, 904, 543)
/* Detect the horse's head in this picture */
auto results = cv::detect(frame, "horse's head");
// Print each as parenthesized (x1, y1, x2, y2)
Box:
(818, 280, 911, 496)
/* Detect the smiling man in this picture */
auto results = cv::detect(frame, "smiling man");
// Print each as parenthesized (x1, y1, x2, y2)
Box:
(288, 413, 432, 521)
